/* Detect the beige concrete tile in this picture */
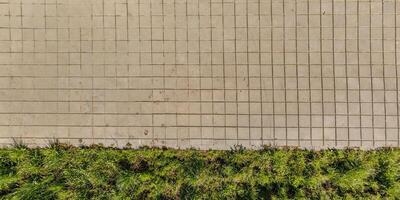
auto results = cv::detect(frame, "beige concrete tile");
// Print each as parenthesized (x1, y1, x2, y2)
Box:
(0, 0, 399, 149)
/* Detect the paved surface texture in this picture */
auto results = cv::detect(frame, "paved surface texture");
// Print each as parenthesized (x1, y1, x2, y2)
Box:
(0, 0, 399, 149)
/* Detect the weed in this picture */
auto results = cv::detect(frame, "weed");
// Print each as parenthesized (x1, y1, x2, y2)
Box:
(11, 138, 27, 149)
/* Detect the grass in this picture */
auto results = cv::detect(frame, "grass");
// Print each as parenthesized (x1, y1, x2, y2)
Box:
(0, 144, 399, 199)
